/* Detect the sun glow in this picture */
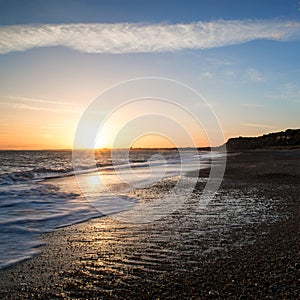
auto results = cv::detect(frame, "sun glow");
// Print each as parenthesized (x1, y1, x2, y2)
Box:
(132, 134, 177, 149)
(95, 126, 113, 149)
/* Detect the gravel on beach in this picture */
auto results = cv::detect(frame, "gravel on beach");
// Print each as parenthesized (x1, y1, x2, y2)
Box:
(0, 149, 299, 299)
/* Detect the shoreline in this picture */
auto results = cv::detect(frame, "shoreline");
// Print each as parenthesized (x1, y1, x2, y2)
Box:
(0, 149, 299, 299)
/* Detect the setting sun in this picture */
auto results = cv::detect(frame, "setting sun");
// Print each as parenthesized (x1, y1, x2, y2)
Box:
(95, 129, 112, 149)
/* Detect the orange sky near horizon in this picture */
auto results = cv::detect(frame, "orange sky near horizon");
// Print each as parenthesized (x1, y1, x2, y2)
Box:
(0, 121, 283, 150)
(0, 91, 290, 150)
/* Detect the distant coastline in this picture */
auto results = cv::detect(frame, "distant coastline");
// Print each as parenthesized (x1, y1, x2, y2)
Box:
(223, 128, 300, 151)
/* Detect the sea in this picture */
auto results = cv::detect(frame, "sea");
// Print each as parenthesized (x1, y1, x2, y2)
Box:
(0, 149, 217, 269)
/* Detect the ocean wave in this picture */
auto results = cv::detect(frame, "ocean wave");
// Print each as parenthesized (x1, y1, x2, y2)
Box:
(0, 165, 100, 185)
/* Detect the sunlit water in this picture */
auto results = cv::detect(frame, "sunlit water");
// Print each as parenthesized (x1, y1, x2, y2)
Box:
(0, 149, 216, 269)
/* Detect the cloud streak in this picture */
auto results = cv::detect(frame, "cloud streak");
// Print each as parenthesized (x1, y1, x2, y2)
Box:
(0, 19, 300, 54)
(3, 95, 78, 106)
(0, 95, 81, 113)
(241, 103, 265, 108)
(241, 123, 274, 128)
(247, 68, 264, 82)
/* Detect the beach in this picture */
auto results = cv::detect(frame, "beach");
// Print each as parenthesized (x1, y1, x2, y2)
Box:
(0, 149, 299, 299)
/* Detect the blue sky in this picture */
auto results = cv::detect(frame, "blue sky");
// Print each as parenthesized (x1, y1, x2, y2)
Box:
(0, 0, 299, 24)
(0, 0, 299, 149)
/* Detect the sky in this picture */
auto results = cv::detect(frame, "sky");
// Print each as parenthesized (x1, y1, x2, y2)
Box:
(0, 0, 299, 149)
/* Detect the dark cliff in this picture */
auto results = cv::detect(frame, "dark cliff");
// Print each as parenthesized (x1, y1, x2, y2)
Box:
(225, 129, 300, 151)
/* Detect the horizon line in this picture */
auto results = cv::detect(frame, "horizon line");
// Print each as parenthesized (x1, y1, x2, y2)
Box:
(0, 146, 214, 151)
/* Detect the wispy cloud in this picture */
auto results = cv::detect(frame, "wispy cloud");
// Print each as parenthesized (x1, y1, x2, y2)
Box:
(0, 20, 300, 54)
(241, 123, 274, 128)
(3, 95, 78, 106)
(199, 71, 215, 79)
(241, 103, 265, 108)
(267, 83, 300, 102)
(0, 95, 81, 113)
(247, 68, 264, 82)
(224, 70, 237, 77)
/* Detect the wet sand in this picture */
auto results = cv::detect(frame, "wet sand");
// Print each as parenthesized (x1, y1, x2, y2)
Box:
(0, 149, 299, 299)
